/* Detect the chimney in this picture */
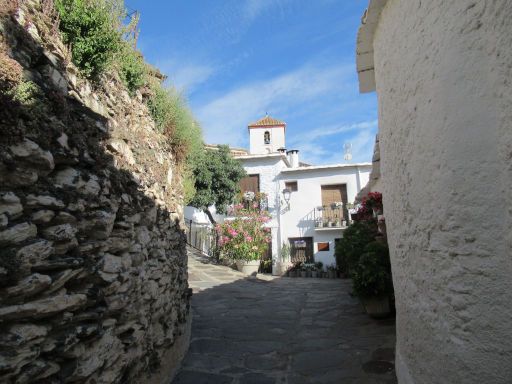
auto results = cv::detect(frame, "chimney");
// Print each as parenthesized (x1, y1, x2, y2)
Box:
(287, 149, 299, 168)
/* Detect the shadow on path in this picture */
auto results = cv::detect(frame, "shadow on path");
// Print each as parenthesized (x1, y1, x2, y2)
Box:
(172, 249, 397, 384)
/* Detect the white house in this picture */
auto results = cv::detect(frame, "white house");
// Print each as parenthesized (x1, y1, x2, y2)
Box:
(185, 114, 371, 274)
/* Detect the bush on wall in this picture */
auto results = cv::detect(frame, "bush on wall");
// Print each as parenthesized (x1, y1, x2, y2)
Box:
(117, 42, 147, 94)
(55, 0, 123, 80)
(146, 84, 202, 163)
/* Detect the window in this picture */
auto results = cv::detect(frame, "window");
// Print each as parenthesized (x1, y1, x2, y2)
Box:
(317, 242, 330, 251)
(264, 131, 271, 144)
(240, 174, 260, 193)
(285, 181, 298, 192)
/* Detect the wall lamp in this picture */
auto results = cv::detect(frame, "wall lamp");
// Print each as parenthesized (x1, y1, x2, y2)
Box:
(282, 188, 291, 208)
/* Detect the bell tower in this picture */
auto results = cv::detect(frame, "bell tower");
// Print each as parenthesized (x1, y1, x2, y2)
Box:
(248, 115, 286, 154)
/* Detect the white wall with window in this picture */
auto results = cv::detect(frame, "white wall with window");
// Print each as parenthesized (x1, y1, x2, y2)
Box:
(278, 164, 371, 269)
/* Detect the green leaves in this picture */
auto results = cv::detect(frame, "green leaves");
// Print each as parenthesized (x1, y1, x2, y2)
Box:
(146, 85, 202, 163)
(56, 0, 123, 80)
(117, 43, 147, 94)
(188, 146, 246, 214)
(351, 241, 393, 298)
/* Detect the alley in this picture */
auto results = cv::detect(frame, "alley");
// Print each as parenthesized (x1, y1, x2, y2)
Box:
(172, 249, 397, 384)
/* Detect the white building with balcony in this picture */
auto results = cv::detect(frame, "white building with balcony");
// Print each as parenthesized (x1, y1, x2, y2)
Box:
(185, 115, 371, 274)
(235, 115, 371, 274)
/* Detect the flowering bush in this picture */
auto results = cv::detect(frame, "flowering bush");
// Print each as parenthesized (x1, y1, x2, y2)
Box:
(216, 206, 271, 261)
(363, 192, 383, 213)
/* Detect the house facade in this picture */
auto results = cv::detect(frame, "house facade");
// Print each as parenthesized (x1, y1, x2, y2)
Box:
(185, 115, 371, 273)
(235, 115, 371, 274)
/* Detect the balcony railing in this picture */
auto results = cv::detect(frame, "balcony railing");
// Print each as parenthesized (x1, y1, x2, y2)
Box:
(313, 205, 349, 229)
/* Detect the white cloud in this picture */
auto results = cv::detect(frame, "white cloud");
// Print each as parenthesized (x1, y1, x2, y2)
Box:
(288, 120, 378, 144)
(195, 63, 353, 146)
(156, 60, 216, 93)
(297, 123, 377, 166)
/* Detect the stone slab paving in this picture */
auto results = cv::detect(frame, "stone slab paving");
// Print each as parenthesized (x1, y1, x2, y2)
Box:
(173, 248, 397, 384)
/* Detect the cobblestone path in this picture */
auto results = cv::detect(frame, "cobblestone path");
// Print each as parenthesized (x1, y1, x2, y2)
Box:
(172, 248, 397, 384)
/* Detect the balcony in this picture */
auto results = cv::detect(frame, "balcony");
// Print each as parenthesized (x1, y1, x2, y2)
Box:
(313, 205, 349, 230)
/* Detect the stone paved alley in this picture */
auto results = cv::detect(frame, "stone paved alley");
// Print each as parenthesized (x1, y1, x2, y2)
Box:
(172, 249, 397, 384)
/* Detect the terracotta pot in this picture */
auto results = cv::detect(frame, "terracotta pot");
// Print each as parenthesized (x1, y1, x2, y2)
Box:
(235, 260, 260, 276)
(363, 296, 391, 318)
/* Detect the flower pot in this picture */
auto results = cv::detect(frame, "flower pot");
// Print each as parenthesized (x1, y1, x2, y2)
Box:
(300, 271, 307, 278)
(288, 270, 297, 278)
(235, 260, 260, 276)
(311, 271, 318, 278)
(327, 270, 336, 279)
(363, 296, 391, 318)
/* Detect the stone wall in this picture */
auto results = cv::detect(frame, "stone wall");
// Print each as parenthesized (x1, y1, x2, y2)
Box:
(0, 3, 190, 383)
(366, 1, 512, 383)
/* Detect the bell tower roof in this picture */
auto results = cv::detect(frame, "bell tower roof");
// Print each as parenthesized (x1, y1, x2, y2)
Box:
(248, 115, 286, 130)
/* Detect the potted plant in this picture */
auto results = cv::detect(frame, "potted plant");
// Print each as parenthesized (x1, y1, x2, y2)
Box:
(300, 264, 308, 278)
(314, 261, 323, 278)
(216, 205, 271, 276)
(279, 242, 291, 271)
(334, 219, 340, 227)
(327, 265, 336, 279)
(303, 263, 315, 277)
(351, 241, 393, 318)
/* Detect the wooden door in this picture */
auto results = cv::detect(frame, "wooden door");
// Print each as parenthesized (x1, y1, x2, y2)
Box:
(289, 237, 314, 264)
(240, 174, 260, 193)
(321, 184, 347, 221)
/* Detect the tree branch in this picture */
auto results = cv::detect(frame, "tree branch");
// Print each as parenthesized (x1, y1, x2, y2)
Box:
(203, 208, 216, 225)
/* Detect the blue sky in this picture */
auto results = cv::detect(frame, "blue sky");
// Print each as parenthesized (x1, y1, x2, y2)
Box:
(125, 0, 377, 165)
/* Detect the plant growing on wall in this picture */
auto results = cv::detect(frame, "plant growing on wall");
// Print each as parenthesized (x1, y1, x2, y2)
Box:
(216, 206, 271, 262)
(55, 0, 124, 80)
(362, 192, 383, 215)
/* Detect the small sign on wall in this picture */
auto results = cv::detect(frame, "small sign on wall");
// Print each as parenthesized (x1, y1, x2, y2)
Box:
(294, 240, 306, 248)
(317, 242, 330, 251)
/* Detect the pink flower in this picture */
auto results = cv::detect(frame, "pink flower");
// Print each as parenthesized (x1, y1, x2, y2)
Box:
(246, 236, 253, 242)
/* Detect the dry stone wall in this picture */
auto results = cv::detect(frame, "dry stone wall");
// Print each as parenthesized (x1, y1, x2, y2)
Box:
(0, 3, 190, 383)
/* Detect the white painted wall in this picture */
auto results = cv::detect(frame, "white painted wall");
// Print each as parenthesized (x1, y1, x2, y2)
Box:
(279, 165, 371, 268)
(238, 155, 289, 261)
(369, 1, 512, 383)
(249, 126, 285, 154)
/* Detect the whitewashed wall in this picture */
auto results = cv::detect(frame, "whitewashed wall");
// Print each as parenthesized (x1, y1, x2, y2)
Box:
(249, 126, 286, 154)
(371, 1, 512, 383)
(279, 166, 371, 267)
(239, 156, 289, 261)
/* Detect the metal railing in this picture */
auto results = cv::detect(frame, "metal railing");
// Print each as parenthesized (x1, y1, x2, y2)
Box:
(313, 206, 349, 228)
(185, 219, 218, 257)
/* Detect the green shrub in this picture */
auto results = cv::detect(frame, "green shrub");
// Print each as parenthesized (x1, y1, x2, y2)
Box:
(117, 42, 147, 94)
(147, 84, 203, 163)
(9, 80, 48, 118)
(351, 241, 393, 298)
(55, 0, 123, 79)
(334, 220, 378, 274)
